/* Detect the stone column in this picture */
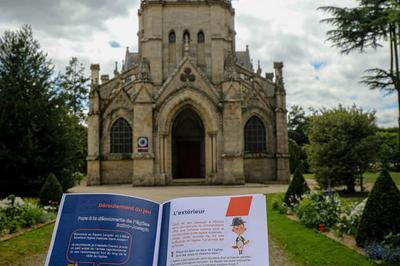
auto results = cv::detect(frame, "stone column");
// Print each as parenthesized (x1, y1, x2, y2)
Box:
(221, 81, 244, 184)
(210, 132, 218, 174)
(274, 62, 290, 182)
(139, 4, 163, 84)
(158, 131, 168, 185)
(207, 131, 219, 184)
(132, 83, 155, 186)
(87, 64, 101, 185)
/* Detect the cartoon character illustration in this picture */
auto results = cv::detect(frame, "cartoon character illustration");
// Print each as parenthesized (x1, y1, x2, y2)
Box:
(231, 217, 250, 255)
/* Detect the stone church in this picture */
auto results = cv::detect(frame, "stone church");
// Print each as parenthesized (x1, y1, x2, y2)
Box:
(87, 0, 290, 186)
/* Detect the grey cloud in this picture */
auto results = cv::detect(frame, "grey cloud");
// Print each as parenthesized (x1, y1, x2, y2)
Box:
(0, 0, 395, 127)
(0, 0, 138, 38)
(236, 15, 314, 65)
(234, 2, 395, 127)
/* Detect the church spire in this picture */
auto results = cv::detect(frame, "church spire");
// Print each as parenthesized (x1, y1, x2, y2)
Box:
(257, 60, 262, 76)
(113, 61, 119, 77)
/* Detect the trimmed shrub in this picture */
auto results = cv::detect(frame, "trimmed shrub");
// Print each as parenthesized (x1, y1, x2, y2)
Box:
(39, 173, 63, 206)
(284, 166, 310, 206)
(356, 170, 400, 247)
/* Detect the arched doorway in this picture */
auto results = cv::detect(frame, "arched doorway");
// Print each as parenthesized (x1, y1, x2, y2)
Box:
(172, 108, 205, 179)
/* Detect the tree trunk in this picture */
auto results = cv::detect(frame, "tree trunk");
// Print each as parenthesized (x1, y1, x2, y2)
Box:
(395, 93, 400, 159)
(394, 25, 400, 154)
(346, 176, 356, 193)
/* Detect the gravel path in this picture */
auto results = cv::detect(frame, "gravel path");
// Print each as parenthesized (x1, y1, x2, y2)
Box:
(269, 236, 296, 266)
(69, 182, 289, 203)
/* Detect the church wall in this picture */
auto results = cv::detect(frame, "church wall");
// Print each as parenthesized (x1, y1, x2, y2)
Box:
(101, 160, 133, 184)
(221, 81, 245, 184)
(141, 40, 163, 84)
(87, 160, 101, 186)
(140, 5, 163, 84)
(87, 115, 100, 160)
(244, 158, 276, 182)
(132, 85, 155, 185)
(210, 5, 234, 83)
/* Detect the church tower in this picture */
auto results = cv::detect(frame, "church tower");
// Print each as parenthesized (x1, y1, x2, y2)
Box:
(138, 0, 235, 84)
(87, 0, 290, 186)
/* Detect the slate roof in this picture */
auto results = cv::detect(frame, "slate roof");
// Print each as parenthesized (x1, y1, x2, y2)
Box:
(124, 52, 139, 70)
(236, 49, 253, 71)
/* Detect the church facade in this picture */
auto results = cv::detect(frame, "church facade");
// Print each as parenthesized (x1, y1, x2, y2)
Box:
(87, 0, 290, 186)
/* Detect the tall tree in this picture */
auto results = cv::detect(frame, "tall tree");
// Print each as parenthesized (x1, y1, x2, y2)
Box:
(377, 130, 400, 170)
(320, 0, 400, 152)
(288, 105, 309, 146)
(307, 105, 378, 192)
(0, 25, 85, 196)
(288, 105, 310, 172)
(59, 57, 89, 119)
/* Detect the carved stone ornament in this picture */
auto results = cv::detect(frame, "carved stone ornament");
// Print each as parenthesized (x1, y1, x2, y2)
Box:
(137, 57, 151, 81)
(274, 62, 284, 88)
(180, 67, 196, 82)
(88, 89, 100, 115)
(224, 51, 238, 80)
(265, 72, 274, 81)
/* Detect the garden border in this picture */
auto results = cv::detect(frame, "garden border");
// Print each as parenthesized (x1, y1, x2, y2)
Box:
(0, 220, 55, 242)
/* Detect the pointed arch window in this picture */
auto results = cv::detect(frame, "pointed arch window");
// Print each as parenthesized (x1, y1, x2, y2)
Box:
(169, 31, 176, 43)
(197, 31, 205, 43)
(110, 118, 132, 153)
(245, 116, 266, 153)
(183, 30, 191, 43)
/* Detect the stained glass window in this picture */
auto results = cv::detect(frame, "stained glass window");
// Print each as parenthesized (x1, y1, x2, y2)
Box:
(110, 118, 132, 153)
(198, 31, 205, 43)
(245, 116, 266, 153)
(169, 31, 176, 43)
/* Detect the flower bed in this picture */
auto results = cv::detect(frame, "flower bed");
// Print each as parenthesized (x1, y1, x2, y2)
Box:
(272, 191, 400, 264)
(0, 195, 57, 238)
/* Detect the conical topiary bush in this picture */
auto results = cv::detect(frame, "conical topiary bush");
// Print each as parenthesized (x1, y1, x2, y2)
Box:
(284, 165, 310, 206)
(356, 169, 400, 247)
(39, 173, 63, 205)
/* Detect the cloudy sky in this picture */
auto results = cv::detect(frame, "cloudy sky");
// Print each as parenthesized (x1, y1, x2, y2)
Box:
(0, 0, 396, 127)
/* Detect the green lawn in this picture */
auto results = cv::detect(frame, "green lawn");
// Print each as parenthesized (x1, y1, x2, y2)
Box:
(267, 194, 377, 266)
(363, 171, 400, 185)
(303, 173, 315, 180)
(304, 172, 400, 186)
(0, 223, 54, 265)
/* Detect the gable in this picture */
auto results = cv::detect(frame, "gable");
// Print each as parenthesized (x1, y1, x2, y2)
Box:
(155, 57, 220, 106)
(131, 84, 153, 103)
(242, 82, 273, 111)
(103, 88, 133, 117)
(223, 82, 241, 101)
